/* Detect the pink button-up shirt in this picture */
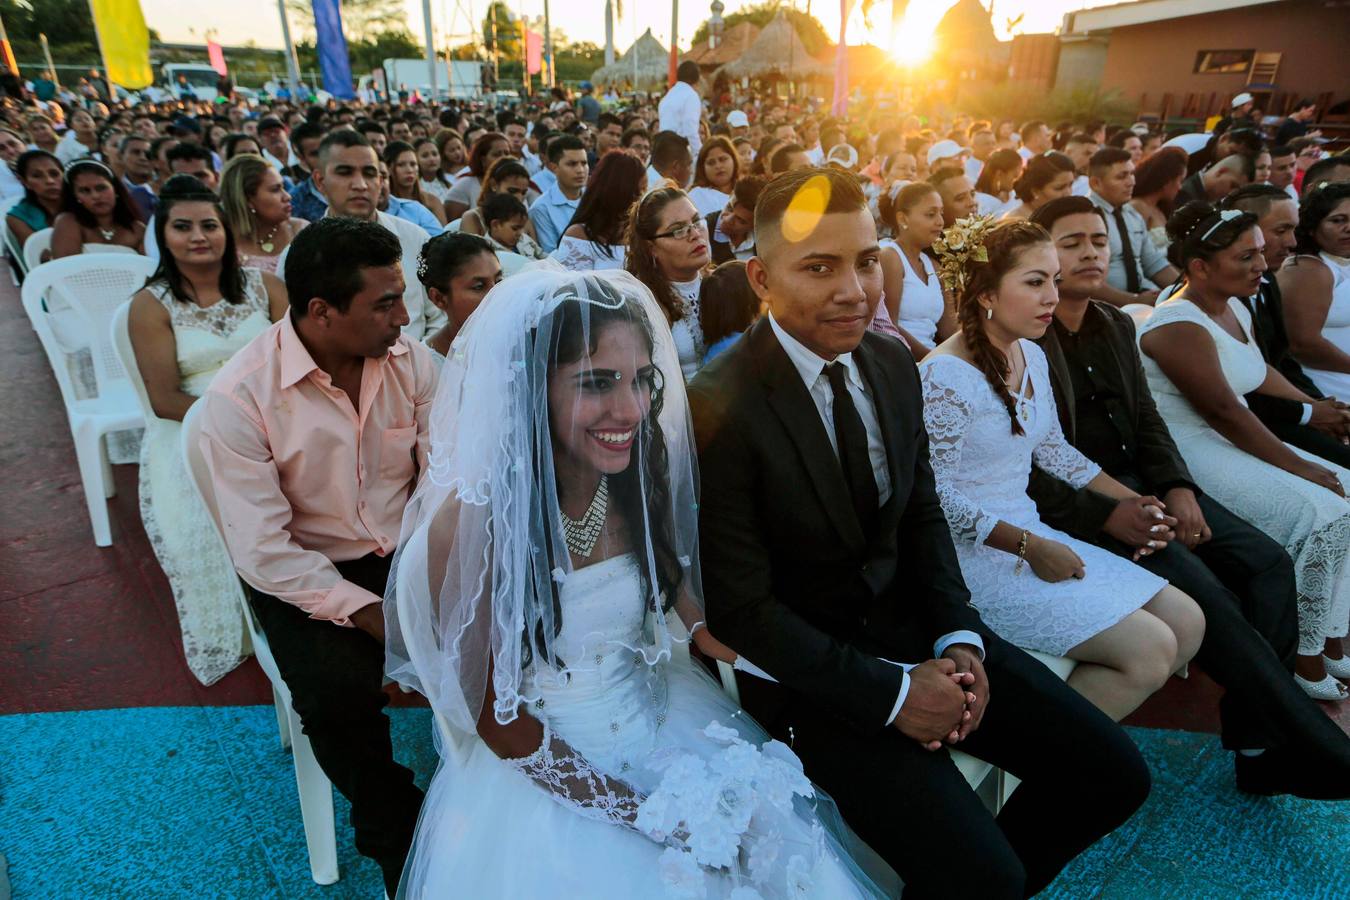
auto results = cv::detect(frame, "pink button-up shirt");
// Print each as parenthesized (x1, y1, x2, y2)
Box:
(198, 314, 439, 625)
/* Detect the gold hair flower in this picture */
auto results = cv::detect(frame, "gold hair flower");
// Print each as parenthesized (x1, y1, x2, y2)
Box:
(932, 214, 997, 295)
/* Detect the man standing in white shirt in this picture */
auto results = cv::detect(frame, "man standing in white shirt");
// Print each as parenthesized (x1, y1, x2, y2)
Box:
(1064, 132, 1099, 197)
(1018, 120, 1052, 161)
(658, 61, 703, 157)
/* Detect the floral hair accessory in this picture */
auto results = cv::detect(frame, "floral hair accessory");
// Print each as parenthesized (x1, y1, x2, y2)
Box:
(415, 249, 429, 281)
(932, 213, 997, 295)
(1198, 207, 1244, 241)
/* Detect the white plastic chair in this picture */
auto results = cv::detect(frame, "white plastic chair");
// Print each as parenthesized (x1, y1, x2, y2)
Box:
(20, 256, 155, 545)
(22, 228, 53, 271)
(3, 196, 26, 281)
(495, 250, 531, 277)
(180, 403, 340, 886)
(714, 649, 1076, 814)
(82, 242, 139, 256)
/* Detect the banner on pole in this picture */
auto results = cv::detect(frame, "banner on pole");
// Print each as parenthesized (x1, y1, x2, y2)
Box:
(207, 41, 228, 77)
(526, 29, 543, 76)
(311, 0, 356, 99)
(88, 0, 153, 89)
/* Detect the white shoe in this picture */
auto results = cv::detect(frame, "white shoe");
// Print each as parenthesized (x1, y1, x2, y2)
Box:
(1323, 654, 1350, 681)
(1295, 672, 1349, 701)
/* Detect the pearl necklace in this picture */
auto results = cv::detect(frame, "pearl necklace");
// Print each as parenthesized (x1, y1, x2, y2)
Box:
(560, 475, 608, 558)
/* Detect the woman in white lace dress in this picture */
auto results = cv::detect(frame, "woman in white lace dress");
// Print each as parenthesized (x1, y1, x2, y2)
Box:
(415, 231, 503, 362)
(626, 188, 711, 381)
(551, 151, 647, 272)
(1139, 201, 1350, 700)
(1278, 182, 1350, 402)
(127, 183, 287, 685)
(919, 219, 1204, 721)
(386, 268, 893, 899)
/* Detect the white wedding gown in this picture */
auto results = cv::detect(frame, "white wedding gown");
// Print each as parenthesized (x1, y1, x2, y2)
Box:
(919, 341, 1165, 655)
(399, 553, 888, 899)
(1138, 297, 1350, 654)
(1297, 252, 1350, 400)
(137, 270, 271, 684)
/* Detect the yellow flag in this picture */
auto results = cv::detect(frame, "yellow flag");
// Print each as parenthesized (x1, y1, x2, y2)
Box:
(88, 0, 154, 89)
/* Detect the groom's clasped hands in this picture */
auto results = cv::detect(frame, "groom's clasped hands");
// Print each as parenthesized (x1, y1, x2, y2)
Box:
(894, 645, 989, 751)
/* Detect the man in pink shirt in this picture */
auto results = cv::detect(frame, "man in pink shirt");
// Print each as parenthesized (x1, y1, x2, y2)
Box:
(198, 216, 438, 895)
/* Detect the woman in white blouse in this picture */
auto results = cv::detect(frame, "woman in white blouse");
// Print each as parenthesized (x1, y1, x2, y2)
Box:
(551, 151, 646, 271)
(686, 135, 740, 218)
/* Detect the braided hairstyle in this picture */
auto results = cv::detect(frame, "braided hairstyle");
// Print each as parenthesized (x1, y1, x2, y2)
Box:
(952, 219, 1053, 435)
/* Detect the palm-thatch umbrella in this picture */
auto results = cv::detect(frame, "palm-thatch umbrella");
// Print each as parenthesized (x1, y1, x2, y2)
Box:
(591, 28, 670, 91)
(714, 12, 832, 83)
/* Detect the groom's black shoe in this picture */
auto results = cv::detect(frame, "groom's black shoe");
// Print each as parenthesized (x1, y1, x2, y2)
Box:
(1235, 747, 1350, 800)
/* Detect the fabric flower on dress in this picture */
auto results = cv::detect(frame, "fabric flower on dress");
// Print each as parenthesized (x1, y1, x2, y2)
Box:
(659, 847, 709, 899)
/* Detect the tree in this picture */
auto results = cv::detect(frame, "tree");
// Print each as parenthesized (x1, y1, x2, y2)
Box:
(688, 1, 832, 57)
(481, 1, 523, 63)
(285, 0, 410, 44)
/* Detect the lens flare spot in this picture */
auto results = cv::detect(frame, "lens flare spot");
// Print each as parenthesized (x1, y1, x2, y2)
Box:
(781, 175, 833, 243)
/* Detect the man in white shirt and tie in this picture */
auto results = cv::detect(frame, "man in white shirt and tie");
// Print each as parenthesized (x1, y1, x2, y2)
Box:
(1087, 147, 1178, 308)
(658, 61, 703, 157)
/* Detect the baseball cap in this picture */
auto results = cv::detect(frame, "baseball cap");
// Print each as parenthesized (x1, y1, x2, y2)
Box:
(826, 143, 858, 170)
(727, 110, 750, 128)
(258, 116, 286, 133)
(1231, 92, 1254, 108)
(927, 139, 969, 167)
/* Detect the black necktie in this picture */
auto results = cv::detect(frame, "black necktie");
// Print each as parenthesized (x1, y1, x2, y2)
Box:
(1112, 205, 1143, 294)
(824, 362, 879, 533)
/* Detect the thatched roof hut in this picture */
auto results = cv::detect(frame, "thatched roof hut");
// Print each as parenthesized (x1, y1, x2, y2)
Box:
(683, 21, 760, 70)
(591, 29, 670, 90)
(715, 13, 832, 81)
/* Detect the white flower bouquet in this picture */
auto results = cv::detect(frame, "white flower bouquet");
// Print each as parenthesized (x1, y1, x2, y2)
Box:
(637, 721, 821, 899)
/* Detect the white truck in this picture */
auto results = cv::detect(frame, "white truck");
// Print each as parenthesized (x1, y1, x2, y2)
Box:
(377, 58, 484, 102)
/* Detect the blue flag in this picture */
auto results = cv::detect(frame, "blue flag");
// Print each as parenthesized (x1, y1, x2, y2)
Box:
(311, 0, 355, 100)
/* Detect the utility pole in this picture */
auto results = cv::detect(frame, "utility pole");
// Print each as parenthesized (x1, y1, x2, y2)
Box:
(604, 0, 615, 66)
(39, 34, 59, 89)
(669, 0, 679, 87)
(276, 0, 303, 96)
(543, 0, 553, 88)
(422, 0, 439, 99)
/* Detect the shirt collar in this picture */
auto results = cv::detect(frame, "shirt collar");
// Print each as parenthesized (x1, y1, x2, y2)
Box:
(546, 182, 581, 206)
(1087, 190, 1119, 213)
(768, 311, 865, 393)
(277, 312, 407, 389)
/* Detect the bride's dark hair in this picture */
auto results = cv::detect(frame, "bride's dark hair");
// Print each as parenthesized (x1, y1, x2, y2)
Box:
(524, 290, 682, 668)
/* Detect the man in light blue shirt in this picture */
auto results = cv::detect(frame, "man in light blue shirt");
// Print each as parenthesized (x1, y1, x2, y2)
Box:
(1087, 147, 1178, 308)
(529, 134, 589, 252)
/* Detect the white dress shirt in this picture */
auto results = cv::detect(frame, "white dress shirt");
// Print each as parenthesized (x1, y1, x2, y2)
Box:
(1089, 190, 1170, 294)
(658, 81, 702, 155)
(767, 313, 984, 724)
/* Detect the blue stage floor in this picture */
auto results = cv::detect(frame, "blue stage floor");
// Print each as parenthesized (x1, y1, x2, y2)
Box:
(1, 707, 1345, 899)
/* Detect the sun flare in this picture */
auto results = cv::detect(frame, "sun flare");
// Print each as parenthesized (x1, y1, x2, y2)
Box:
(873, 0, 950, 67)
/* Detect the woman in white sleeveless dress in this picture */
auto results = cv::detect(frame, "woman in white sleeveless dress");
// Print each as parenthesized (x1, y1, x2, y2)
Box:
(385, 268, 894, 899)
(1138, 201, 1350, 701)
(918, 219, 1203, 721)
(128, 187, 287, 685)
(878, 182, 956, 360)
(1278, 183, 1350, 401)
(551, 150, 647, 274)
(626, 188, 710, 381)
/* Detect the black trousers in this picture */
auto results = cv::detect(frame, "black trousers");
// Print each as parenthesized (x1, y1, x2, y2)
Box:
(1097, 482, 1350, 763)
(765, 634, 1150, 899)
(246, 554, 425, 897)
(1268, 418, 1350, 469)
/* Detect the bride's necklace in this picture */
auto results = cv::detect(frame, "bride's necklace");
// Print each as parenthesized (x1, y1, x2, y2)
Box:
(258, 220, 283, 254)
(560, 475, 609, 558)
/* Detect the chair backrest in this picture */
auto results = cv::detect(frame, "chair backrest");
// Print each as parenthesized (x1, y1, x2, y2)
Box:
(22, 227, 51, 272)
(82, 242, 139, 256)
(110, 300, 163, 429)
(496, 250, 530, 278)
(22, 255, 157, 405)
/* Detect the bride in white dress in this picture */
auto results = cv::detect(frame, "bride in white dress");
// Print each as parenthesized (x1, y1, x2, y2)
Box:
(918, 218, 1204, 722)
(127, 186, 286, 684)
(1277, 182, 1350, 401)
(1139, 201, 1350, 700)
(385, 267, 892, 899)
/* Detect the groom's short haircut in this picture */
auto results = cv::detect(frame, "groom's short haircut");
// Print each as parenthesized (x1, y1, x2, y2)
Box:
(285, 216, 402, 317)
(1030, 195, 1107, 233)
(754, 166, 867, 258)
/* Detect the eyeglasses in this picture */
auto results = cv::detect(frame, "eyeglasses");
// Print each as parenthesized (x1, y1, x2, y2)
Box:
(652, 216, 708, 241)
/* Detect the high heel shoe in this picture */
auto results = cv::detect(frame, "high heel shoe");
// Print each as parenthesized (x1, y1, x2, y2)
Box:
(1323, 655, 1350, 681)
(1295, 672, 1349, 701)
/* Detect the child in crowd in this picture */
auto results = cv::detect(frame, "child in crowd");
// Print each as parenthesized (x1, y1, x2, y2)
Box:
(699, 259, 761, 362)
(481, 191, 545, 259)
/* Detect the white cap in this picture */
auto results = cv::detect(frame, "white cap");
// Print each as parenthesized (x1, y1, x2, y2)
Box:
(726, 110, 750, 128)
(927, 139, 969, 167)
(826, 143, 858, 170)
(1231, 92, 1254, 108)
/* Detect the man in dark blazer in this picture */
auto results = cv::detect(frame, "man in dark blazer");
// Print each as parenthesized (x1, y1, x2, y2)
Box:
(689, 168, 1150, 899)
(1028, 196, 1350, 798)
(1224, 183, 1350, 467)
(706, 176, 765, 265)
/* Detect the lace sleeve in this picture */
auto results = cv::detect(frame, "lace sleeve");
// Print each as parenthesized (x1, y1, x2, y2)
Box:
(505, 718, 659, 837)
(550, 238, 599, 271)
(1030, 370, 1101, 489)
(920, 367, 1000, 545)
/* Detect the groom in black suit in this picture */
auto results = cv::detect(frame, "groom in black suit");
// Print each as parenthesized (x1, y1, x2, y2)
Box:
(689, 167, 1149, 899)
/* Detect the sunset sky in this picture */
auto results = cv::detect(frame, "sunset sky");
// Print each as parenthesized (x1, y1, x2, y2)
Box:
(139, 0, 1124, 60)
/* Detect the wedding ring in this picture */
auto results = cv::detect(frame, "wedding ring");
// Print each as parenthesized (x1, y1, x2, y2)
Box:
(1192, 532, 1201, 538)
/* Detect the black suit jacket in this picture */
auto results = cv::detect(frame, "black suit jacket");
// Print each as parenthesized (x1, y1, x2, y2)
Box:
(689, 317, 987, 733)
(707, 210, 753, 266)
(1028, 301, 1198, 540)
(1241, 275, 1324, 427)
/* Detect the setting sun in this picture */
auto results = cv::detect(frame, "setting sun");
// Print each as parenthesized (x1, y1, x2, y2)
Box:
(862, 0, 952, 67)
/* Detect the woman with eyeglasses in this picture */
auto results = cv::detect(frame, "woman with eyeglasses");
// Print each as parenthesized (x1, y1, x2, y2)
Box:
(50, 159, 146, 259)
(625, 188, 711, 381)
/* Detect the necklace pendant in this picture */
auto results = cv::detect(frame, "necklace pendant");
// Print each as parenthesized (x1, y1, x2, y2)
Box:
(260, 241, 275, 253)
(99, 228, 115, 241)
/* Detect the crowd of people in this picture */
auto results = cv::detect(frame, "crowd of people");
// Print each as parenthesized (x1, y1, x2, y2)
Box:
(10, 60, 1350, 898)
